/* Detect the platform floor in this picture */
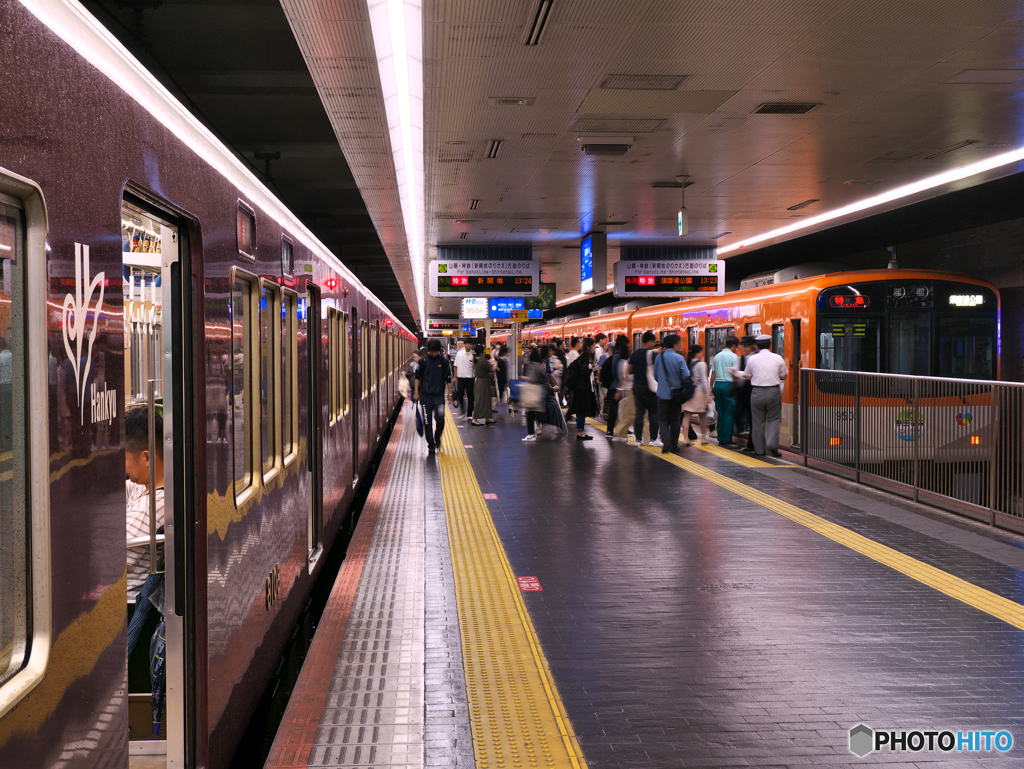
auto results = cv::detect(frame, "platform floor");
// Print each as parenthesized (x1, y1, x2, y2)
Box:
(267, 403, 1024, 769)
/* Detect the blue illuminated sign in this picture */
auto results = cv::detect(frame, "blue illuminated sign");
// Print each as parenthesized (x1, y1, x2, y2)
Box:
(581, 235, 593, 292)
(488, 297, 542, 319)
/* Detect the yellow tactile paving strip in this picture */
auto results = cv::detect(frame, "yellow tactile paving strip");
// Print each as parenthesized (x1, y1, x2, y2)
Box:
(642, 445, 1024, 631)
(439, 409, 587, 769)
(584, 417, 787, 468)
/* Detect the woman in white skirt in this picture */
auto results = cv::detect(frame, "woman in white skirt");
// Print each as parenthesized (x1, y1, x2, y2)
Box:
(681, 345, 710, 446)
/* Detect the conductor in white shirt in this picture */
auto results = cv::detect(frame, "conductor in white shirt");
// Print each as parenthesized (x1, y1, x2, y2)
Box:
(737, 334, 788, 457)
(453, 339, 476, 419)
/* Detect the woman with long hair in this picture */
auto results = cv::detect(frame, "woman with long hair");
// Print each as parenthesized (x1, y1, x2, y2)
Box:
(569, 337, 598, 440)
(681, 344, 710, 446)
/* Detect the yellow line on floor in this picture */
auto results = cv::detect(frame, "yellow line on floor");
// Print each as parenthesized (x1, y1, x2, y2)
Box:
(639, 444, 1024, 631)
(583, 418, 788, 468)
(440, 408, 587, 769)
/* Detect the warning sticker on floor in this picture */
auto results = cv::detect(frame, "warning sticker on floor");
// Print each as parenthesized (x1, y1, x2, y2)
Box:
(483, 493, 498, 499)
(516, 576, 542, 591)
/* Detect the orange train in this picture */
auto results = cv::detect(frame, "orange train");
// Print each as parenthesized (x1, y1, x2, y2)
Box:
(522, 269, 1000, 448)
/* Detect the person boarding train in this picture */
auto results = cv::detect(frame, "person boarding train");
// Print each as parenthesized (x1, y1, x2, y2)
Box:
(735, 334, 787, 457)
(414, 339, 453, 453)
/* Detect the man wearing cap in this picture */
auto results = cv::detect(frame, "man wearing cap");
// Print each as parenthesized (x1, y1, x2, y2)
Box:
(736, 334, 788, 457)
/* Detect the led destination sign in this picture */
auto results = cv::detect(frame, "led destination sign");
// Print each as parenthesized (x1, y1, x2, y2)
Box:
(614, 259, 724, 297)
(430, 259, 539, 297)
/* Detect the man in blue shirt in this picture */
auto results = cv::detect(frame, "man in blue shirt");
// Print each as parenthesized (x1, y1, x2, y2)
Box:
(414, 339, 452, 453)
(653, 334, 691, 453)
(709, 336, 739, 447)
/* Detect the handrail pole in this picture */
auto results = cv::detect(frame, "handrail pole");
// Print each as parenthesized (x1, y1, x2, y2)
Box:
(148, 379, 158, 574)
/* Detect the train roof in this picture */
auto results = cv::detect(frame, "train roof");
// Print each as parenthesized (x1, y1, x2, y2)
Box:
(31, 0, 413, 338)
(528, 268, 997, 335)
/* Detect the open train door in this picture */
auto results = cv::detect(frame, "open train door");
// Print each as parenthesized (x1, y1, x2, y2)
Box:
(122, 192, 202, 769)
(790, 319, 801, 449)
(305, 284, 323, 559)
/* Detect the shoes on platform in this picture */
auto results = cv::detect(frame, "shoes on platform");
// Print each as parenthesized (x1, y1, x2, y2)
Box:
(577, 434, 593, 441)
(649, 438, 664, 448)
(522, 434, 537, 442)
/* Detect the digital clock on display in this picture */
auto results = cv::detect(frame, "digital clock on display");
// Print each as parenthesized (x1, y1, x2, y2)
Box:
(437, 275, 533, 293)
(623, 275, 718, 293)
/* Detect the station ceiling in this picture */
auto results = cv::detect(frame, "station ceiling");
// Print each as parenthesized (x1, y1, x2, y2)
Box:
(81, 0, 418, 330)
(86, 0, 1024, 327)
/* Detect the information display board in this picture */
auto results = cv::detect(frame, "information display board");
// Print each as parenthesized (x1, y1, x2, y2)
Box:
(613, 259, 725, 297)
(430, 259, 538, 297)
(488, 297, 543, 320)
(581, 235, 593, 294)
(461, 298, 489, 318)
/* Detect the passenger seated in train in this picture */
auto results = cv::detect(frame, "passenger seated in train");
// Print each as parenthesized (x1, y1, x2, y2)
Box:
(125, 405, 165, 604)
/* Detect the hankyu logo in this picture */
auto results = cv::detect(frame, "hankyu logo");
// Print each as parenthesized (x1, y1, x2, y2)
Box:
(956, 412, 973, 427)
(62, 243, 105, 424)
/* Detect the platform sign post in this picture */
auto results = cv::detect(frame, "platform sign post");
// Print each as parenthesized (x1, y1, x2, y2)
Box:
(613, 259, 725, 298)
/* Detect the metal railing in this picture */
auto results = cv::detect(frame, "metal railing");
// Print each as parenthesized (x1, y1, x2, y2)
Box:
(799, 368, 1024, 532)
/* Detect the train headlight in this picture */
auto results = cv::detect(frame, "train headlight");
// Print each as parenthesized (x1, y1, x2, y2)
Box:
(829, 437, 843, 446)
(970, 435, 981, 446)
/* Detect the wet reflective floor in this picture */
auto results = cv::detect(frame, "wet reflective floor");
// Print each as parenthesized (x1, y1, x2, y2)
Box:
(455, 409, 1024, 768)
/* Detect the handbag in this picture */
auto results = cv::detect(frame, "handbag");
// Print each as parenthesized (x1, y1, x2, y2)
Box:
(520, 383, 545, 410)
(415, 405, 424, 436)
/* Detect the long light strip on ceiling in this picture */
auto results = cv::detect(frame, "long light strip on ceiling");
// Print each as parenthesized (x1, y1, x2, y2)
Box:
(368, 0, 425, 329)
(18, 0, 414, 336)
(718, 145, 1024, 255)
(556, 284, 614, 306)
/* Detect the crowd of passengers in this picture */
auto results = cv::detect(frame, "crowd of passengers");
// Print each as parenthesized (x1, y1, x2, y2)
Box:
(408, 330, 788, 458)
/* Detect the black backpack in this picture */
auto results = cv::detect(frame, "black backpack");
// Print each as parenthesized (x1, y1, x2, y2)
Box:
(563, 357, 581, 391)
(599, 355, 615, 388)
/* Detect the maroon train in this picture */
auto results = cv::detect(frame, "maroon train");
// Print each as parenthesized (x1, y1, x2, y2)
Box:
(0, 1, 416, 767)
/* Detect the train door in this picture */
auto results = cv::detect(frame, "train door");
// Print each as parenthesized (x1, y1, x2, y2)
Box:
(350, 308, 359, 488)
(122, 195, 198, 768)
(790, 319, 801, 447)
(306, 285, 323, 559)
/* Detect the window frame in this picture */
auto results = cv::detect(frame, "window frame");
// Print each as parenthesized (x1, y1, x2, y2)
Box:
(258, 279, 283, 483)
(340, 311, 350, 415)
(236, 200, 256, 261)
(0, 173, 51, 719)
(327, 307, 338, 425)
(281, 288, 298, 466)
(281, 235, 294, 279)
(230, 267, 259, 505)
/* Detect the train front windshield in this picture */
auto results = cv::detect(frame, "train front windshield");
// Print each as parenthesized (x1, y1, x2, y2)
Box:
(816, 279, 997, 380)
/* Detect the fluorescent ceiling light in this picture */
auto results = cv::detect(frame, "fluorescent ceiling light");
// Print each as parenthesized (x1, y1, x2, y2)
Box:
(555, 284, 613, 306)
(18, 0, 413, 335)
(368, 0, 425, 328)
(719, 145, 1024, 255)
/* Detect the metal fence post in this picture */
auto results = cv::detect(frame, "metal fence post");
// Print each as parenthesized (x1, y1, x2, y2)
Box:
(801, 368, 808, 467)
(912, 379, 920, 503)
(854, 374, 861, 483)
(990, 383, 999, 526)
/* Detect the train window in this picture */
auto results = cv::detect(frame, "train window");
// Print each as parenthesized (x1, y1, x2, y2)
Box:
(282, 291, 297, 461)
(341, 312, 350, 413)
(237, 203, 255, 259)
(326, 309, 336, 424)
(260, 283, 280, 478)
(361, 321, 369, 396)
(889, 313, 930, 377)
(938, 317, 995, 380)
(0, 198, 27, 692)
(745, 322, 761, 337)
(817, 318, 881, 373)
(771, 324, 784, 356)
(231, 272, 255, 498)
(687, 327, 698, 351)
(705, 327, 736, 363)
(281, 237, 294, 279)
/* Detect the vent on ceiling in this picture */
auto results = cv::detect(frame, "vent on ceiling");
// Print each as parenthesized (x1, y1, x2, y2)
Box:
(456, 219, 479, 224)
(924, 139, 979, 160)
(600, 74, 686, 90)
(577, 136, 633, 156)
(572, 117, 664, 133)
(469, 199, 480, 209)
(845, 179, 881, 186)
(753, 102, 819, 115)
(487, 96, 536, 106)
(486, 139, 502, 158)
(596, 221, 627, 226)
(786, 199, 819, 211)
(651, 180, 694, 189)
(712, 231, 732, 239)
(459, 232, 467, 239)
(524, 0, 552, 46)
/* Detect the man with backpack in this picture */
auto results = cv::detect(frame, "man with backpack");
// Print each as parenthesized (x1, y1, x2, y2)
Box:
(413, 339, 452, 453)
(653, 334, 691, 453)
(628, 331, 661, 447)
